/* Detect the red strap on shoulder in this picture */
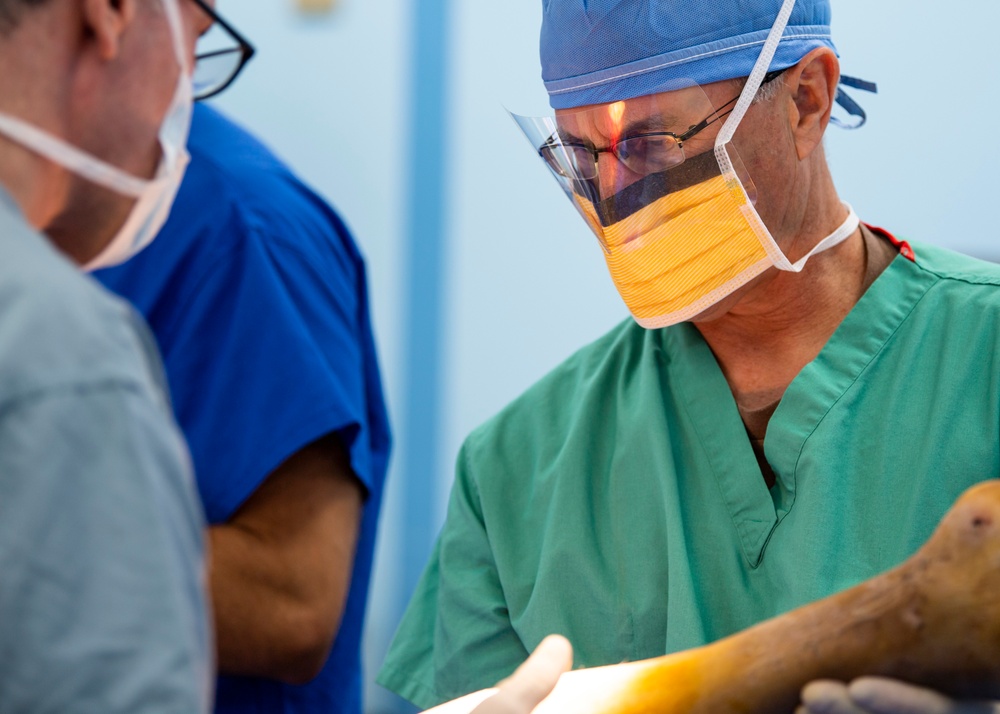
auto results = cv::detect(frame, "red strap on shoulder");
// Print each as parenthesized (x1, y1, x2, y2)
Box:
(863, 222, 915, 262)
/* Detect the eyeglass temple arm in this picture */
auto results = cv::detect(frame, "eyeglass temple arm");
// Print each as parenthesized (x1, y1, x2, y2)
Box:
(677, 68, 788, 142)
(678, 96, 739, 142)
(191, 0, 257, 56)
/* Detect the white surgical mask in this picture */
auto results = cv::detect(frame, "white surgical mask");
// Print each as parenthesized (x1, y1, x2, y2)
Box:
(0, 0, 193, 271)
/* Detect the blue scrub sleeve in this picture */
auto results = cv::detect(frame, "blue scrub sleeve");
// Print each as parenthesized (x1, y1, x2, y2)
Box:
(0, 383, 211, 714)
(156, 217, 376, 523)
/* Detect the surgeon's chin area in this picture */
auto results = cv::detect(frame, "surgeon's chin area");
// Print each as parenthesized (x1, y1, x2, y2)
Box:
(48, 0, 198, 265)
(691, 50, 845, 325)
(46, 184, 138, 266)
(77, 5, 183, 176)
(679, 107, 795, 325)
(731, 94, 808, 256)
(685, 266, 781, 324)
(740, 49, 845, 260)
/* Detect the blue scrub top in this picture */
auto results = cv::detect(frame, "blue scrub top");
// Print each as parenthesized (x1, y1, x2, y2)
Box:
(97, 103, 392, 714)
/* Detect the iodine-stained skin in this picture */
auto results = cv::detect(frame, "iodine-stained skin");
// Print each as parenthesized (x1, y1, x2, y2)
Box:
(425, 479, 1000, 714)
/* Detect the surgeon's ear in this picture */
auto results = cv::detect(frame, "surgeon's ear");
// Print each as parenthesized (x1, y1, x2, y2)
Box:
(81, 0, 137, 61)
(784, 48, 839, 161)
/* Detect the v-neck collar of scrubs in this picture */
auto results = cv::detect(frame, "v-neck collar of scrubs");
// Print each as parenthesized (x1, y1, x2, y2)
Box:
(662, 250, 939, 568)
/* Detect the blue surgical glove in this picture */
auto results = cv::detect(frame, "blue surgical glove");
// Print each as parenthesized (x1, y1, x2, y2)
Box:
(797, 678, 1000, 714)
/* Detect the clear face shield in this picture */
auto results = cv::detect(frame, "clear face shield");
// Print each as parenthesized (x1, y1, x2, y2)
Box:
(511, 79, 774, 327)
(511, 0, 862, 329)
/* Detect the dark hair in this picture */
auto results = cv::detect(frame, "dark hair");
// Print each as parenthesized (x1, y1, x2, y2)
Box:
(0, 0, 51, 36)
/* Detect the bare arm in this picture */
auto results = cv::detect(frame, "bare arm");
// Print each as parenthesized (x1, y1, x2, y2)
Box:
(208, 433, 363, 685)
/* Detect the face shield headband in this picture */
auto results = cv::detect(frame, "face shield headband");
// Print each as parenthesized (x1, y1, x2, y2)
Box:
(513, 0, 862, 329)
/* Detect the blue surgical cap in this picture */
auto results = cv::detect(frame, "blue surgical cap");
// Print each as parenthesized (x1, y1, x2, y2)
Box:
(541, 0, 838, 109)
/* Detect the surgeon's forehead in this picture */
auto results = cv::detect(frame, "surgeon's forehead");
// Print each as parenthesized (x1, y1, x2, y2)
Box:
(553, 84, 717, 142)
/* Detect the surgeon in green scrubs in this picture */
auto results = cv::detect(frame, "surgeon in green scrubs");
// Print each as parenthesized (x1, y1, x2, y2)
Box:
(379, 0, 1000, 712)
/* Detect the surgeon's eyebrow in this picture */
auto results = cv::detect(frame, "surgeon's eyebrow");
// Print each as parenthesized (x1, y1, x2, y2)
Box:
(617, 116, 685, 137)
(553, 128, 590, 146)
(555, 116, 685, 147)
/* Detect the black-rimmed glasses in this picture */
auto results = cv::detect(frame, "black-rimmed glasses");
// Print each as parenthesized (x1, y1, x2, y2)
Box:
(540, 69, 786, 180)
(190, 0, 256, 100)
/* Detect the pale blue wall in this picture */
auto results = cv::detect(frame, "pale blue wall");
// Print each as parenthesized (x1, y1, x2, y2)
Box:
(208, 2, 1000, 713)
(822, 1, 1000, 259)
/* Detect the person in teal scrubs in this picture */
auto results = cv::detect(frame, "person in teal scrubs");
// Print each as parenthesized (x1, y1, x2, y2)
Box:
(379, 0, 1000, 712)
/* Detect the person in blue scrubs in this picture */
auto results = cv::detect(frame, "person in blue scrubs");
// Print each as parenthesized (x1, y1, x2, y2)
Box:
(97, 103, 391, 714)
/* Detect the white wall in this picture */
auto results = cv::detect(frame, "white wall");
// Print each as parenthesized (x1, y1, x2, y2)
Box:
(209, 1, 1000, 712)
(822, 1, 1000, 259)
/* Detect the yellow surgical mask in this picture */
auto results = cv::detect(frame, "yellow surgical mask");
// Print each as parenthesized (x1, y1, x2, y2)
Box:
(575, 164, 860, 327)
(577, 171, 773, 327)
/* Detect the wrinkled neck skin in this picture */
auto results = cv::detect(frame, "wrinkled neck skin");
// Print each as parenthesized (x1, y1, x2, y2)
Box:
(692, 145, 867, 410)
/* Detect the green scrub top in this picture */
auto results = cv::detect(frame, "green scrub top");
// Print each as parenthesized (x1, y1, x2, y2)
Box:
(378, 242, 1000, 709)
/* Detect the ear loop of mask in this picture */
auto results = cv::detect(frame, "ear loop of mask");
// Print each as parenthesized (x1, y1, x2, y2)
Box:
(715, 0, 797, 155)
(0, 114, 149, 197)
(0, 0, 190, 200)
(152, 0, 193, 167)
(162, 0, 190, 75)
(713, 0, 859, 273)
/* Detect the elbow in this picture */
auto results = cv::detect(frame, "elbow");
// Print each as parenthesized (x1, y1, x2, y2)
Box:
(271, 608, 341, 686)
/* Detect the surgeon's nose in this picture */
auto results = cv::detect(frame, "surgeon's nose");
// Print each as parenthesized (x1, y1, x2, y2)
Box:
(596, 152, 642, 202)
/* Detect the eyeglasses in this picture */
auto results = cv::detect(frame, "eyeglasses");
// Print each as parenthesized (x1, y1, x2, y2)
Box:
(539, 69, 786, 180)
(190, 0, 256, 100)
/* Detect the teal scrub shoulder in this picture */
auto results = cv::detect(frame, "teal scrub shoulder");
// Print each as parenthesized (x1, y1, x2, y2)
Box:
(910, 240, 1000, 287)
(463, 317, 652, 472)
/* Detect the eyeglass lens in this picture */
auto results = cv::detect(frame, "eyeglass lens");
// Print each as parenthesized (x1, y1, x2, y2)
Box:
(194, 48, 246, 99)
(541, 134, 685, 180)
(192, 11, 251, 100)
(539, 69, 790, 182)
